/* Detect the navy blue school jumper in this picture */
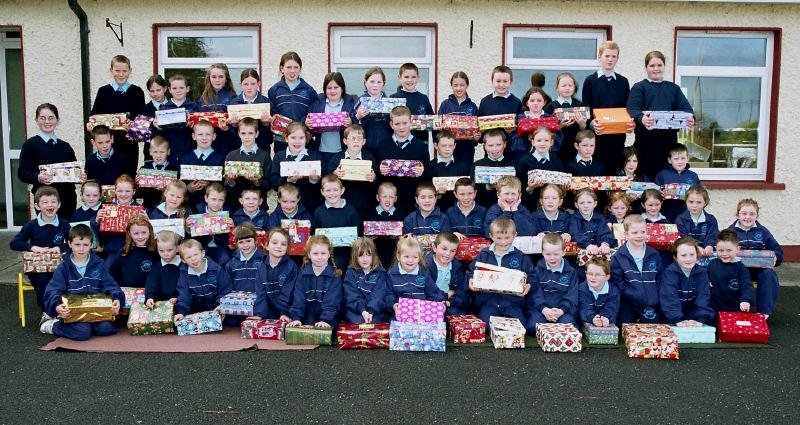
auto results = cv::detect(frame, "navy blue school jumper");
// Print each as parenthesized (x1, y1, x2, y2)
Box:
(43, 253, 124, 341)
(569, 211, 617, 249)
(516, 152, 565, 208)
(227, 92, 273, 152)
(323, 150, 379, 219)
(289, 264, 343, 327)
(468, 247, 535, 325)
(376, 135, 429, 217)
(343, 266, 390, 324)
(312, 201, 362, 271)
(544, 97, 585, 165)
(654, 165, 701, 222)
(175, 258, 233, 315)
(478, 93, 523, 157)
(147, 204, 186, 221)
(707, 258, 755, 314)
(610, 243, 663, 324)
(424, 157, 469, 212)
(527, 259, 580, 332)
(675, 210, 719, 249)
(308, 93, 358, 158)
(71, 204, 100, 223)
(192, 202, 231, 267)
(137, 159, 180, 210)
(18, 134, 80, 219)
(363, 206, 403, 269)
(232, 207, 269, 231)
(109, 246, 159, 288)
(659, 262, 715, 324)
(446, 203, 487, 237)
(355, 92, 393, 158)
(438, 94, 479, 165)
(85, 149, 127, 186)
(582, 71, 631, 175)
(531, 208, 571, 236)
(484, 204, 536, 237)
(268, 78, 316, 154)
(391, 89, 434, 141)
(269, 149, 324, 214)
(266, 202, 312, 230)
(158, 98, 197, 162)
(90, 83, 146, 178)
(510, 112, 564, 163)
(469, 156, 514, 208)
(223, 249, 268, 326)
(730, 221, 784, 315)
(565, 156, 605, 177)
(10, 215, 71, 308)
(144, 258, 181, 302)
(384, 263, 445, 311)
(578, 281, 620, 325)
(253, 255, 299, 319)
(426, 252, 469, 316)
(403, 207, 451, 236)
(223, 146, 271, 213)
(197, 87, 237, 154)
(180, 147, 226, 208)
(627, 79, 694, 180)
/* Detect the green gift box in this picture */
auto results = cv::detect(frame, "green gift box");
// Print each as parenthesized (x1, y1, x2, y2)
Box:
(127, 301, 175, 336)
(284, 325, 333, 345)
(582, 324, 619, 345)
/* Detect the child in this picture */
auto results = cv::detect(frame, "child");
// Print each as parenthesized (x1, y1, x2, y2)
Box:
(616, 146, 650, 183)
(426, 130, 468, 211)
(468, 217, 534, 324)
(287, 235, 343, 328)
(640, 189, 670, 224)
(439, 71, 479, 165)
(326, 124, 378, 219)
(159, 74, 196, 162)
(511, 87, 562, 161)
(10, 186, 71, 313)
(610, 215, 663, 324)
(39, 224, 123, 339)
(148, 180, 188, 220)
(231, 187, 268, 230)
(527, 233, 580, 332)
(85, 125, 126, 185)
(545, 72, 588, 164)
(343, 237, 389, 324)
(569, 188, 616, 255)
(377, 105, 428, 216)
(268, 52, 316, 154)
(18, 103, 83, 219)
(445, 177, 488, 238)
(517, 127, 564, 207)
(266, 183, 312, 229)
(484, 176, 535, 237)
(269, 121, 323, 214)
(469, 129, 514, 207)
(193, 183, 232, 266)
(89, 55, 145, 177)
(385, 237, 444, 315)
(140, 75, 169, 161)
(730, 199, 783, 317)
(223, 117, 272, 211)
(478, 65, 522, 157)
(197, 63, 236, 154)
(660, 237, 715, 326)
(71, 180, 102, 223)
(565, 130, 604, 177)
(228, 68, 273, 152)
(707, 229, 754, 315)
(181, 120, 226, 208)
(578, 258, 620, 327)
(145, 230, 182, 307)
(426, 232, 469, 316)
(655, 144, 701, 222)
(676, 185, 718, 257)
(403, 182, 451, 236)
(137, 136, 180, 209)
(307, 72, 356, 163)
(173, 238, 232, 318)
(98, 175, 140, 266)
(532, 184, 571, 241)
(110, 215, 159, 288)
(606, 192, 631, 225)
(224, 223, 268, 326)
(363, 182, 402, 268)
(312, 174, 362, 270)
(355, 67, 392, 157)
(390, 63, 434, 141)
(252, 228, 299, 321)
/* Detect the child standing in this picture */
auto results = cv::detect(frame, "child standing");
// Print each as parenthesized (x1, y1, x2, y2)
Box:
(312, 174, 362, 270)
(363, 182, 402, 268)
(71, 180, 102, 223)
(386, 236, 445, 315)
(137, 136, 180, 210)
(676, 185, 718, 257)
(390, 63, 435, 141)
(159, 74, 196, 162)
(145, 230, 182, 307)
(478, 65, 522, 157)
(355, 67, 392, 157)
(439, 72, 479, 165)
(269, 122, 323, 214)
(445, 178, 487, 238)
(660, 237, 715, 326)
(287, 235, 343, 328)
(193, 183, 232, 266)
(181, 120, 226, 208)
(484, 176, 536, 237)
(228, 68, 273, 152)
(578, 258, 620, 327)
(140, 75, 169, 161)
(707, 229, 755, 315)
(85, 125, 126, 185)
(266, 183, 312, 229)
(326, 124, 378, 219)
(511, 87, 562, 161)
(403, 182, 451, 236)
(197, 63, 236, 154)
(268, 52, 316, 154)
(253, 228, 299, 321)
(174, 239, 232, 318)
(377, 106, 428, 216)
(426, 232, 469, 316)
(611, 215, 663, 324)
(517, 127, 564, 207)
(469, 129, 514, 207)
(110, 215, 158, 288)
(545, 72, 588, 165)
(426, 131, 468, 211)
(527, 233, 580, 332)
(307, 72, 356, 163)
(655, 144, 701, 222)
(148, 180, 188, 220)
(343, 237, 389, 324)
(231, 187, 268, 230)
(224, 117, 272, 211)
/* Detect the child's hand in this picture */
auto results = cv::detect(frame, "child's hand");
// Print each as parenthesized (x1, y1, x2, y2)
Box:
(229, 113, 240, 125)
(552, 308, 564, 320)
(279, 315, 292, 323)
(687, 115, 695, 129)
(111, 299, 121, 315)
(676, 320, 693, 327)
(55, 303, 70, 319)
(367, 169, 376, 182)
(626, 120, 636, 133)
(591, 120, 604, 134)
(592, 315, 604, 327)
(559, 118, 575, 129)
(520, 283, 531, 297)
(601, 316, 610, 327)
(587, 244, 600, 255)
(30, 246, 48, 254)
(225, 218, 234, 227)
(361, 311, 373, 324)
(145, 299, 154, 309)
(412, 165, 424, 177)
(287, 320, 302, 327)
(173, 314, 184, 323)
(79, 171, 88, 183)
(260, 112, 272, 124)
(356, 107, 369, 120)
(343, 116, 352, 125)
(510, 195, 521, 211)
(468, 278, 477, 291)
(576, 115, 587, 129)
(435, 184, 447, 195)
(536, 232, 546, 239)
(453, 232, 465, 241)
(304, 117, 313, 128)
(740, 302, 751, 312)
(314, 321, 331, 328)
(599, 243, 611, 255)
(38, 172, 53, 184)
(393, 303, 399, 314)
(219, 122, 229, 131)
(642, 112, 655, 129)
(702, 245, 714, 257)
(334, 167, 346, 179)
(561, 233, 572, 243)
(379, 163, 390, 175)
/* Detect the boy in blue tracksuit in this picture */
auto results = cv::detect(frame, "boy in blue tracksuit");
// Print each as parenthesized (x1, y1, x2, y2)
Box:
(468, 217, 535, 325)
(343, 238, 389, 324)
(654, 144, 701, 222)
(578, 258, 620, 326)
(174, 239, 233, 317)
(224, 223, 267, 326)
(707, 229, 755, 314)
(253, 228, 299, 321)
(527, 233, 580, 333)
(403, 182, 451, 236)
(385, 237, 445, 314)
(426, 233, 470, 316)
(660, 238, 715, 325)
(287, 236, 343, 328)
(40, 224, 124, 339)
(446, 178, 487, 237)
(181, 120, 226, 208)
(193, 183, 232, 266)
(484, 176, 536, 237)
(231, 187, 269, 230)
(675, 185, 719, 257)
(610, 215, 664, 324)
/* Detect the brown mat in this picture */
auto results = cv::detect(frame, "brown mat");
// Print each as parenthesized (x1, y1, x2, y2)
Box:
(40, 327, 318, 353)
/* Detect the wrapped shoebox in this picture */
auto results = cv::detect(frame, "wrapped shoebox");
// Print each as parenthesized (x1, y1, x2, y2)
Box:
(98, 205, 147, 234)
(447, 315, 486, 344)
(224, 161, 263, 180)
(270, 114, 292, 135)
(432, 176, 468, 192)
(661, 183, 691, 200)
(307, 111, 349, 132)
(582, 324, 619, 345)
(240, 319, 285, 340)
(569, 176, 632, 191)
(553, 107, 591, 122)
(135, 168, 178, 190)
(593, 108, 633, 135)
(577, 248, 617, 267)
(737, 250, 777, 269)
(363, 221, 403, 237)
(396, 297, 446, 324)
(358, 97, 406, 114)
(176, 310, 223, 336)
(155, 108, 187, 127)
(648, 111, 693, 130)
(87, 113, 130, 131)
(187, 112, 228, 128)
(380, 159, 423, 177)
(127, 301, 175, 336)
(187, 212, 230, 237)
(478, 114, 516, 131)
(284, 325, 333, 345)
(411, 115, 442, 131)
(536, 323, 583, 353)
(22, 251, 63, 273)
(180, 165, 223, 181)
(527, 169, 572, 185)
(415, 234, 435, 254)
(717, 312, 769, 344)
(646, 223, 680, 251)
(61, 294, 114, 323)
(338, 159, 373, 182)
(39, 161, 83, 183)
(622, 323, 679, 359)
(626, 181, 661, 200)
(126, 114, 154, 143)
(669, 324, 716, 344)
(441, 115, 481, 141)
(315, 227, 358, 248)
(474, 166, 516, 184)
(120, 287, 145, 313)
(226, 103, 270, 120)
(489, 316, 526, 349)
(389, 321, 446, 352)
(227, 229, 268, 250)
(516, 116, 559, 136)
(337, 323, 390, 350)
(219, 291, 256, 316)
(564, 242, 580, 257)
(281, 219, 311, 255)
(472, 262, 526, 295)
(101, 185, 116, 203)
(279, 160, 322, 178)
(513, 236, 543, 254)
(150, 218, 186, 238)
(455, 237, 492, 262)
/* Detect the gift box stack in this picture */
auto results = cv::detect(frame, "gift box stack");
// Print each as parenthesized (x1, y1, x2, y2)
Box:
(358, 97, 406, 114)
(489, 316, 526, 349)
(646, 223, 680, 251)
(187, 212, 230, 237)
(474, 166, 516, 184)
(455, 237, 492, 262)
(98, 205, 147, 234)
(187, 111, 228, 128)
(472, 262, 526, 295)
(668, 325, 716, 344)
(226, 103, 270, 120)
(219, 291, 256, 316)
(527, 169, 573, 185)
(180, 165, 223, 181)
(240, 319, 285, 340)
(282, 219, 311, 255)
(553, 107, 591, 122)
(176, 310, 223, 336)
(87, 113, 130, 131)
(582, 324, 619, 345)
(270, 114, 292, 135)
(315, 227, 358, 248)
(61, 294, 114, 323)
(577, 248, 617, 267)
(337, 323, 391, 350)
(127, 301, 175, 336)
(411, 115, 443, 131)
(363, 221, 403, 236)
(569, 176, 632, 191)
(150, 218, 186, 237)
(593, 108, 633, 135)
(517, 116, 559, 136)
(22, 251, 63, 273)
(39, 162, 83, 183)
(227, 229, 268, 250)
(661, 183, 691, 200)
(307, 111, 349, 132)
(224, 161, 263, 179)
(120, 287, 145, 313)
(536, 323, 583, 353)
(447, 315, 486, 344)
(126, 114, 154, 143)
(380, 159, 422, 177)
(717, 312, 770, 343)
(622, 324, 679, 359)
(477, 114, 516, 131)
(285, 325, 333, 345)
(441, 115, 481, 141)
(390, 297, 447, 352)
(135, 168, 178, 190)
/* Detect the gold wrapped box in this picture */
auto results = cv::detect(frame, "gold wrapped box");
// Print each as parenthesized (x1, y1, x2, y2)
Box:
(61, 294, 114, 323)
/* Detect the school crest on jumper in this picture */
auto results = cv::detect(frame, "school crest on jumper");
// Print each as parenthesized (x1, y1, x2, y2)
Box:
(54, 233, 64, 244)
(647, 260, 657, 271)
(415, 275, 425, 285)
(754, 232, 763, 241)
(430, 220, 440, 231)
(729, 279, 740, 290)
(473, 217, 482, 226)
(559, 274, 569, 283)
(90, 269, 101, 278)
(510, 258, 520, 268)
(140, 260, 153, 272)
(208, 275, 217, 284)
(368, 273, 378, 282)
(278, 274, 287, 283)
(642, 307, 657, 319)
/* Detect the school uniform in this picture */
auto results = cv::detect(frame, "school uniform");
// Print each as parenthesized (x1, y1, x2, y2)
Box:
(438, 94, 479, 164)
(384, 263, 445, 311)
(269, 148, 324, 214)
(445, 203, 488, 237)
(175, 258, 233, 315)
(510, 111, 563, 163)
(355, 92, 393, 158)
(565, 156, 605, 177)
(289, 264, 343, 327)
(85, 148, 127, 186)
(18, 133, 80, 219)
(675, 210, 719, 249)
(403, 207, 450, 236)
(223, 146, 271, 212)
(426, 252, 469, 316)
(180, 147, 226, 208)
(376, 135, 429, 217)
(324, 150, 378, 219)
(144, 257, 181, 302)
(70, 204, 101, 236)
(610, 243, 663, 324)
(198, 87, 237, 154)
(484, 204, 536, 237)
(43, 253, 124, 341)
(469, 155, 514, 208)
(10, 214, 71, 308)
(582, 70, 631, 174)
(654, 165, 701, 222)
(578, 281, 620, 325)
(343, 266, 389, 324)
(729, 220, 784, 315)
(147, 203, 185, 220)
(545, 97, 586, 164)
(516, 151, 564, 207)
(531, 208, 571, 236)
(193, 202, 231, 267)
(137, 159, 180, 210)
(569, 211, 616, 249)
(232, 207, 269, 231)
(707, 258, 755, 314)
(308, 94, 358, 162)
(266, 203, 312, 230)
(109, 246, 159, 288)
(527, 259, 580, 332)
(227, 92, 273, 152)
(223, 249, 268, 326)
(659, 262, 715, 324)
(312, 200, 362, 271)
(158, 98, 197, 162)
(253, 255, 299, 319)
(90, 81, 146, 177)
(363, 206, 402, 269)
(468, 246, 535, 325)
(478, 92, 523, 157)
(391, 89, 434, 141)
(424, 156, 469, 211)
(268, 78, 316, 153)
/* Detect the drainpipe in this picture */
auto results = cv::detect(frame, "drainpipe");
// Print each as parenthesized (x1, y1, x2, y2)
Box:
(67, 0, 92, 160)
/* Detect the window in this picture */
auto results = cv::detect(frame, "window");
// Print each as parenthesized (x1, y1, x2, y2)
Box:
(675, 30, 775, 181)
(504, 26, 607, 99)
(156, 26, 260, 101)
(330, 25, 436, 100)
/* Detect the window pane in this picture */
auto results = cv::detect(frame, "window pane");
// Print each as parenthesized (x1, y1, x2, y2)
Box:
(340, 36, 427, 58)
(512, 37, 597, 60)
(677, 37, 766, 67)
(167, 36, 253, 58)
(338, 67, 431, 97)
(510, 68, 595, 100)
(680, 76, 761, 169)
(5, 48, 25, 149)
(11, 159, 29, 226)
(164, 68, 247, 102)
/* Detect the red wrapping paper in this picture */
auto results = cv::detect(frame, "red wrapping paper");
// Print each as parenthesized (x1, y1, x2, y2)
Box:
(646, 223, 680, 251)
(187, 112, 228, 128)
(98, 205, 147, 234)
(517, 116, 560, 136)
(240, 319, 285, 340)
(441, 115, 481, 141)
(455, 237, 491, 262)
(271, 115, 292, 135)
(281, 219, 311, 256)
(447, 315, 486, 344)
(337, 323, 390, 350)
(717, 312, 770, 344)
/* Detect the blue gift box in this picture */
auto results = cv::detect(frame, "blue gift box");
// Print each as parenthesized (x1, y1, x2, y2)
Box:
(219, 291, 255, 316)
(176, 310, 223, 336)
(389, 321, 446, 352)
(668, 324, 716, 344)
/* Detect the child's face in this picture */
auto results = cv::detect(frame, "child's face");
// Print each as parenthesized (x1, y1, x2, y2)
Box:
(308, 242, 330, 268)
(433, 240, 458, 265)
(343, 132, 365, 152)
(181, 246, 205, 269)
(325, 80, 343, 101)
(240, 76, 259, 98)
(205, 190, 225, 212)
(281, 60, 301, 82)
(240, 191, 262, 212)
(484, 136, 505, 159)
(575, 138, 595, 159)
(585, 264, 610, 290)
(267, 233, 288, 258)
(69, 236, 92, 258)
(390, 115, 411, 139)
(82, 186, 101, 207)
(377, 189, 397, 210)
(454, 185, 476, 207)
(321, 182, 344, 204)
(491, 72, 512, 95)
(111, 61, 131, 85)
(436, 137, 456, 158)
(716, 240, 739, 263)
(286, 129, 307, 153)
(643, 197, 662, 217)
(451, 77, 468, 99)
(416, 189, 437, 213)
(157, 241, 178, 263)
(278, 193, 299, 215)
(192, 125, 215, 149)
(575, 194, 597, 216)
(526, 93, 545, 113)
(675, 244, 698, 269)
(542, 242, 564, 267)
(737, 205, 758, 228)
(610, 200, 629, 219)
(149, 144, 169, 163)
(399, 69, 419, 91)
(646, 58, 665, 81)
(357, 252, 373, 270)
(398, 246, 420, 271)
(237, 237, 256, 256)
(668, 151, 689, 172)
(165, 187, 185, 210)
(364, 73, 385, 96)
(36, 108, 58, 133)
(169, 80, 189, 101)
(115, 182, 134, 204)
(540, 188, 562, 212)
(130, 224, 150, 247)
(686, 193, 706, 216)
(624, 155, 639, 175)
(498, 186, 520, 206)
(36, 195, 60, 218)
(556, 77, 576, 99)
(531, 131, 553, 154)
(209, 67, 227, 90)
(626, 223, 648, 246)
(149, 83, 167, 102)
(93, 134, 113, 156)
(491, 230, 515, 251)
(599, 48, 619, 72)
(238, 125, 258, 147)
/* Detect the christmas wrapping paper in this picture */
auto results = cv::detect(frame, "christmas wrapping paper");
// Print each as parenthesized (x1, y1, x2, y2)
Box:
(98, 205, 147, 234)
(240, 319, 285, 340)
(380, 159, 423, 177)
(593, 108, 633, 135)
(338, 159, 373, 182)
(396, 298, 446, 323)
(569, 176, 632, 191)
(284, 325, 333, 345)
(363, 221, 403, 236)
(582, 324, 619, 345)
(150, 218, 186, 238)
(315, 227, 358, 248)
(281, 219, 311, 255)
(39, 161, 83, 183)
(577, 248, 618, 267)
(516, 116, 560, 136)
(472, 262, 526, 295)
(474, 166, 516, 184)
(127, 301, 175, 336)
(22, 251, 63, 273)
(227, 229, 268, 250)
(61, 294, 114, 323)
(120, 287, 145, 313)
(307, 111, 349, 132)
(441, 115, 481, 141)
(226, 103, 270, 120)
(155, 108, 187, 127)
(626, 181, 661, 200)
(564, 242, 580, 257)
(455, 237, 492, 262)
(135, 168, 178, 190)
(180, 165, 223, 181)
(646, 223, 680, 251)
(270, 114, 292, 135)
(717, 312, 770, 344)
(478, 114, 516, 131)
(536, 323, 583, 353)
(698, 250, 777, 269)
(553, 107, 591, 122)
(513, 236, 543, 254)
(527, 169, 573, 185)
(358, 97, 406, 114)
(432, 176, 468, 192)
(224, 161, 263, 179)
(87, 113, 130, 131)
(648, 111, 693, 130)
(176, 310, 223, 336)
(101, 185, 116, 203)
(187, 112, 228, 128)
(447, 315, 486, 344)
(668, 324, 716, 344)
(337, 323, 390, 350)
(410, 115, 443, 131)
(219, 291, 256, 316)
(622, 324, 680, 359)
(389, 321, 446, 352)
(489, 316, 526, 349)
(279, 160, 322, 178)
(661, 183, 691, 200)
(187, 212, 230, 237)
(126, 114, 154, 143)
(415, 235, 435, 254)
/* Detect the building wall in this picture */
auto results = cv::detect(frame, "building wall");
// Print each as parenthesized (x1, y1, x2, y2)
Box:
(2, 0, 800, 246)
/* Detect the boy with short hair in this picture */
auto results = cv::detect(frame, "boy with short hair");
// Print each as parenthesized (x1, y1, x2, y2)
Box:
(484, 176, 535, 237)
(137, 135, 179, 209)
(655, 144, 701, 222)
(469, 129, 514, 207)
(173, 238, 233, 320)
(426, 232, 469, 315)
(313, 174, 362, 270)
(364, 182, 402, 267)
(194, 182, 233, 266)
(707, 229, 755, 314)
(326, 124, 378, 219)
(223, 117, 271, 212)
(232, 187, 268, 230)
(39, 224, 124, 339)
(377, 106, 428, 216)
(266, 183, 312, 229)
(527, 233, 580, 332)
(85, 125, 127, 185)
(478, 65, 523, 157)
(182, 120, 226, 208)
(390, 63, 434, 141)
(565, 129, 605, 176)
(426, 130, 468, 211)
(403, 181, 451, 236)
(445, 177, 487, 238)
